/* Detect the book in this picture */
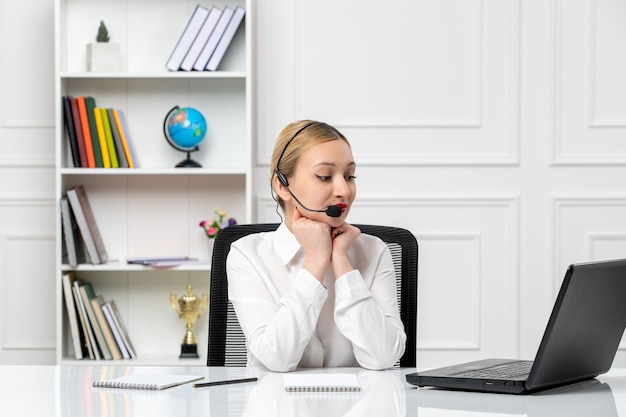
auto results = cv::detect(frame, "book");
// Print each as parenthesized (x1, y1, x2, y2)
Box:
(107, 108, 128, 168)
(93, 373, 204, 390)
(79, 282, 112, 360)
(62, 96, 80, 167)
(115, 109, 139, 168)
(205, 6, 245, 71)
(282, 374, 361, 392)
(91, 295, 123, 360)
(112, 109, 135, 168)
(166, 4, 211, 71)
(100, 108, 119, 168)
(70, 97, 87, 167)
(66, 185, 108, 264)
(62, 272, 85, 359)
(77, 96, 96, 168)
(193, 6, 234, 71)
(72, 278, 99, 359)
(101, 300, 133, 359)
(93, 107, 111, 168)
(180, 6, 222, 71)
(60, 196, 84, 266)
(85, 96, 103, 167)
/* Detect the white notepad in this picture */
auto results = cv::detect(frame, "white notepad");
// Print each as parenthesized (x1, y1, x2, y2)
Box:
(282, 373, 361, 392)
(92, 373, 204, 390)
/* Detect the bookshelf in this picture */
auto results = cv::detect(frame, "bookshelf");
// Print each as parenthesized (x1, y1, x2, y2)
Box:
(54, 0, 253, 365)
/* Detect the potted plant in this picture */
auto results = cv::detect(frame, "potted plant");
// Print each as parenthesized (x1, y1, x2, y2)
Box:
(87, 20, 121, 72)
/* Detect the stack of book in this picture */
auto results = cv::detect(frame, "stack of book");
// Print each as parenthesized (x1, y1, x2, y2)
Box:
(62, 272, 136, 360)
(166, 4, 245, 71)
(62, 95, 137, 168)
(61, 185, 108, 266)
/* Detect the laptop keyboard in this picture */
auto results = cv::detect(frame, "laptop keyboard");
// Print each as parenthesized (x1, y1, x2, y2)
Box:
(451, 360, 533, 379)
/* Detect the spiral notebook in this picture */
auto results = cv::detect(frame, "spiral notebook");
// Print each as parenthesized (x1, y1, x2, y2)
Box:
(283, 373, 360, 392)
(92, 373, 204, 390)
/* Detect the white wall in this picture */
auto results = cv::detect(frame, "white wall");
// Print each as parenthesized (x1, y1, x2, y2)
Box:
(1, 0, 626, 367)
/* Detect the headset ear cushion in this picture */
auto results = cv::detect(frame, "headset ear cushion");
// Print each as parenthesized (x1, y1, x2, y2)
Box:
(276, 170, 289, 187)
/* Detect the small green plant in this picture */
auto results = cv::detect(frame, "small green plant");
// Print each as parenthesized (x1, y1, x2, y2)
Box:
(96, 20, 110, 43)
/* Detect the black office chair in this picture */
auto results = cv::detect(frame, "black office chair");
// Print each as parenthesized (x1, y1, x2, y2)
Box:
(207, 223, 418, 367)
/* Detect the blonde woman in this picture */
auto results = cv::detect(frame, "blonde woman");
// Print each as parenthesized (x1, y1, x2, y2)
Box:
(227, 120, 406, 372)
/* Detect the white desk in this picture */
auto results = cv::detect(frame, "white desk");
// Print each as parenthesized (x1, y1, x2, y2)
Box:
(1, 365, 625, 416)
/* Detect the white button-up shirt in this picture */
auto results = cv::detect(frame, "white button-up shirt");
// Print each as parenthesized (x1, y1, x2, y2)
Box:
(227, 223, 407, 372)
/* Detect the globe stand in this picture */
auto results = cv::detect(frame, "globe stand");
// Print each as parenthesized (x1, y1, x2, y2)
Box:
(176, 150, 202, 168)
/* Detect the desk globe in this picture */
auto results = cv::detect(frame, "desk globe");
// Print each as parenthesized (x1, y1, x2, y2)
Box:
(163, 106, 207, 167)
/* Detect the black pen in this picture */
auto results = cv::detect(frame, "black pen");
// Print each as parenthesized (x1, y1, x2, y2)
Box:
(193, 377, 258, 388)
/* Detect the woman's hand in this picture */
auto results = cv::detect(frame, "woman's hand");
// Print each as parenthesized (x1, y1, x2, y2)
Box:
(330, 223, 360, 278)
(292, 207, 332, 282)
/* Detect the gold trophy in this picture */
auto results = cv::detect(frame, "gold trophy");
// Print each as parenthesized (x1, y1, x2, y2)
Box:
(170, 284, 209, 358)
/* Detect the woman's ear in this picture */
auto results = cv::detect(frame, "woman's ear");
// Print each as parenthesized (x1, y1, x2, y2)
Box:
(273, 173, 292, 202)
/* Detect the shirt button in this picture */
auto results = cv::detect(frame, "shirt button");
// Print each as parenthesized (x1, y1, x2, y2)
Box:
(314, 354, 322, 363)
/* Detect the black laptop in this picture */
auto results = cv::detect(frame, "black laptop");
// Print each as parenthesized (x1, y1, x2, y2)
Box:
(406, 258, 626, 394)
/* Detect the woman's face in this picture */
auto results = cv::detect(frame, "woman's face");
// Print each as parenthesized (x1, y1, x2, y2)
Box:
(287, 139, 357, 226)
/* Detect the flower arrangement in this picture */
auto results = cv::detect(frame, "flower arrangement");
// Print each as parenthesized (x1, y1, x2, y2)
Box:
(199, 208, 237, 239)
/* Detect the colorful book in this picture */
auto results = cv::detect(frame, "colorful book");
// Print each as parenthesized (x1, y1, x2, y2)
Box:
(116, 110, 138, 168)
(85, 97, 103, 167)
(93, 107, 111, 168)
(180, 6, 222, 71)
(166, 4, 210, 71)
(104, 299, 136, 359)
(107, 108, 128, 168)
(100, 108, 119, 168)
(112, 109, 135, 168)
(79, 282, 113, 360)
(206, 6, 245, 71)
(66, 185, 108, 264)
(101, 301, 132, 359)
(62, 272, 85, 360)
(76, 96, 96, 168)
(91, 295, 123, 360)
(193, 6, 234, 71)
(72, 278, 98, 359)
(62, 96, 80, 167)
(70, 98, 87, 167)
(60, 196, 85, 266)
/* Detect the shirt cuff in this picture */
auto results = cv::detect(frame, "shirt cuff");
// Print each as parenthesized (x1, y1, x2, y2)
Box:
(294, 269, 328, 307)
(335, 270, 370, 305)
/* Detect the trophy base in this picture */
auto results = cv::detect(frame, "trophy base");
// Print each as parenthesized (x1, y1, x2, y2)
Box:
(179, 343, 199, 359)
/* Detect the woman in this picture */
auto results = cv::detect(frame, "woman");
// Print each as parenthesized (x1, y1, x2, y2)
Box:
(227, 120, 406, 372)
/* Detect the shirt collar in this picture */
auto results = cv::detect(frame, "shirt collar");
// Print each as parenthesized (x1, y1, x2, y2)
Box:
(275, 223, 302, 266)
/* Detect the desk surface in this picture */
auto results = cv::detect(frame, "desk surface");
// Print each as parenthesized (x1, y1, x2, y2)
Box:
(1, 365, 625, 417)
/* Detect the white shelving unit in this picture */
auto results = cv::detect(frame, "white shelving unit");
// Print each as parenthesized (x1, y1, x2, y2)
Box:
(54, 0, 253, 365)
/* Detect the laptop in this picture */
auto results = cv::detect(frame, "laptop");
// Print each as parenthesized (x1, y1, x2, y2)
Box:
(406, 258, 626, 394)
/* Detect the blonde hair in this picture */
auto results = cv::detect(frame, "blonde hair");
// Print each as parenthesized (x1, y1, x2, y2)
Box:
(270, 120, 350, 210)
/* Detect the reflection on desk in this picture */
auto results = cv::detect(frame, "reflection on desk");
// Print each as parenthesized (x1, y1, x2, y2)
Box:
(408, 379, 619, 417)
(0, 366, 625, 417)
(242, 369, 405, 417)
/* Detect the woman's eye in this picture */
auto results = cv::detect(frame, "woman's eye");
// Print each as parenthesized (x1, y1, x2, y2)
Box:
(315, 175, 331, 181)
(345, 175, 357, 182)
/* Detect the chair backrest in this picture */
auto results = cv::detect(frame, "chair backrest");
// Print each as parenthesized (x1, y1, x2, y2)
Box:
(207, 223, 418, 367)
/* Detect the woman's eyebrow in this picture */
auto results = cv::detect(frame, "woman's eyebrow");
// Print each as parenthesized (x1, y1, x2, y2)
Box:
(313, 161, 356, 168)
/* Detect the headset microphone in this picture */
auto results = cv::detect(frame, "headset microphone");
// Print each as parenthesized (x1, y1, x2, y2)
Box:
(275, 122, 343, 218)
(285, 187, 343, 218)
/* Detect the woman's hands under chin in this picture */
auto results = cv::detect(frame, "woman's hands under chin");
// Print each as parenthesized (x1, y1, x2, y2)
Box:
(292, 207, 332, 282)
(330, 223, 360, 278)
(291, 206, 360, 281)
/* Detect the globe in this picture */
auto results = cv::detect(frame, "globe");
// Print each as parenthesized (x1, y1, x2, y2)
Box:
(163, 106, 207, 167)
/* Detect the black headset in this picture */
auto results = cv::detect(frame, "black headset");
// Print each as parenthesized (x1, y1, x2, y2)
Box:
(275, 122, 316, 187)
